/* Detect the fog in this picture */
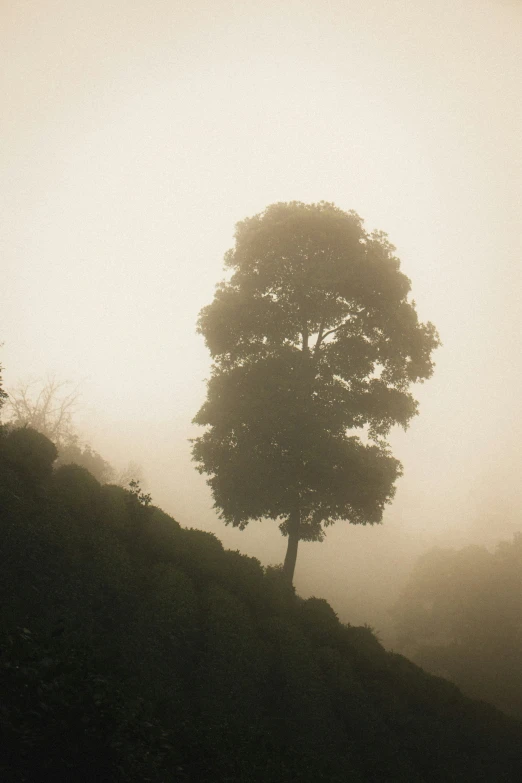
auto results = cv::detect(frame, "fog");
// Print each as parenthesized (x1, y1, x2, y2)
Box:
(2, 0, 521, 642)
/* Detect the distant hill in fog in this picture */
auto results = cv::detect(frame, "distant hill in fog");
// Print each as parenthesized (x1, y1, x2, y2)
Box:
(2, 424, 522, 782)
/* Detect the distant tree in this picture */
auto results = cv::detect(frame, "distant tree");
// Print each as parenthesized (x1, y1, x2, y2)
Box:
(0, 346, 8, 419)
(6, 376, 80, 446)
(392, 535, 522, 718)
(56, 440, 115, 484)
(5, 376, 117, 484)
(0, 369, 7, 419)
(193, 202, 440, 582)
(114, 460, 145, 489)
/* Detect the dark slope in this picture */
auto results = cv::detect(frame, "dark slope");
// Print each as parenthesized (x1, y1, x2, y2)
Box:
(1, 426, 522, 783)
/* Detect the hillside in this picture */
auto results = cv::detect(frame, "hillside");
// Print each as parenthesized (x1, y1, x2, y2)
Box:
(1, 425, 522, 783)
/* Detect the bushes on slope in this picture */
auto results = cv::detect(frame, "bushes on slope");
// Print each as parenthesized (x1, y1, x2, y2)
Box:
(1, 427, 522, 782)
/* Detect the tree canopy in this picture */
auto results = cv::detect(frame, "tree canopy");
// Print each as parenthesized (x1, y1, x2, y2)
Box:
(193, 201, 440, 580)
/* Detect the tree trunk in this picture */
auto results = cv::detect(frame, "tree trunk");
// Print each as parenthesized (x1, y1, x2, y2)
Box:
(282, 320, 308, 584)
(283, 509, 300, 583)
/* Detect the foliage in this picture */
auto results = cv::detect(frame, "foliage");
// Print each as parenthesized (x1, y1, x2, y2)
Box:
(4, 375, 115, 482)
(4, 375, 145, 485)
(0, 354, 8, 418)
(193, 202, 440, 579)
(2, 426, 522, 781)
(56, 440, 115, 484)
(0, 425, 58, 487)
(128, 478, 152, 506)
(392, 535, 522, 719)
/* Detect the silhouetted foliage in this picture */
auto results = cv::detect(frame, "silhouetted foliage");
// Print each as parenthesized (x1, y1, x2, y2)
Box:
(0, 355, 8, 418)
(1, 425, 58, 485)
(193, 202, 440, 580)
(392, 535, 522, 719)
(4, 375, 146, 485)
(2, 426, 522, 781)
(128, 478, 152, 506)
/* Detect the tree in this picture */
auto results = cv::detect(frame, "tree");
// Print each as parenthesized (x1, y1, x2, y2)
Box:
(0, 371, 7, 419)
(6, 375, 80, 446)
(114, 461, 146, 489)
(0, 346, 8, 420)
(5, 375, 146, 486)
(56, 440, 115, 484)
(392, 535, 522, 719)
(192, 202, 440, 582)
(128, 478, 152, 507)
(4, 376, 117, 484)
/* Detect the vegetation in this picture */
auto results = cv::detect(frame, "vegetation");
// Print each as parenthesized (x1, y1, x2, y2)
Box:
(193, 202, 440, 581)
(393, 536, 522, 720)
(0, 357, 8, 417)
(4, 375, 140, 486)
(6, 376, 81, 445)
(2, 424, 522, 781)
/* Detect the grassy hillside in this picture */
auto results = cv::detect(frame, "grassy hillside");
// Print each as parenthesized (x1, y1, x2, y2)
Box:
(1, 425, 522, 782)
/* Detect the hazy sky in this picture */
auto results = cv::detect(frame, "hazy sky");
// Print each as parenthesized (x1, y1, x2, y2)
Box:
(2, 0, 521, 628)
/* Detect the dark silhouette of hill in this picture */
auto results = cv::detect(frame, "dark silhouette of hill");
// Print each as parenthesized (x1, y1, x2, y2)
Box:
(1, 425, 522, 782)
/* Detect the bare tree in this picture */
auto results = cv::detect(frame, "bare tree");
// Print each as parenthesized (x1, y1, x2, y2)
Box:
(6, 375, 146, 487)
(6, 375, 80, 447)
(113, 460, 145, 489)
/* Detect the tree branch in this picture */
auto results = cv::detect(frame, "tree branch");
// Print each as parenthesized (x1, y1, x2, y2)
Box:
(302, 321, 309, 353)
(313, 315, 327, 359)
(313, 307, 367, 359)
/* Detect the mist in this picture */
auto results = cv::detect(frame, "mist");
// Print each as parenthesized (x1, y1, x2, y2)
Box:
(2, 0, 521, 644)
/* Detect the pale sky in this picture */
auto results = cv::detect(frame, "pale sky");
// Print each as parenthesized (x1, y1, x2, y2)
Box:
(2, 0, 521, 631)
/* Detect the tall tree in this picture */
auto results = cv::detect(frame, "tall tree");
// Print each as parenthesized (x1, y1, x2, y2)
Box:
(193, 202, 440, 582)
